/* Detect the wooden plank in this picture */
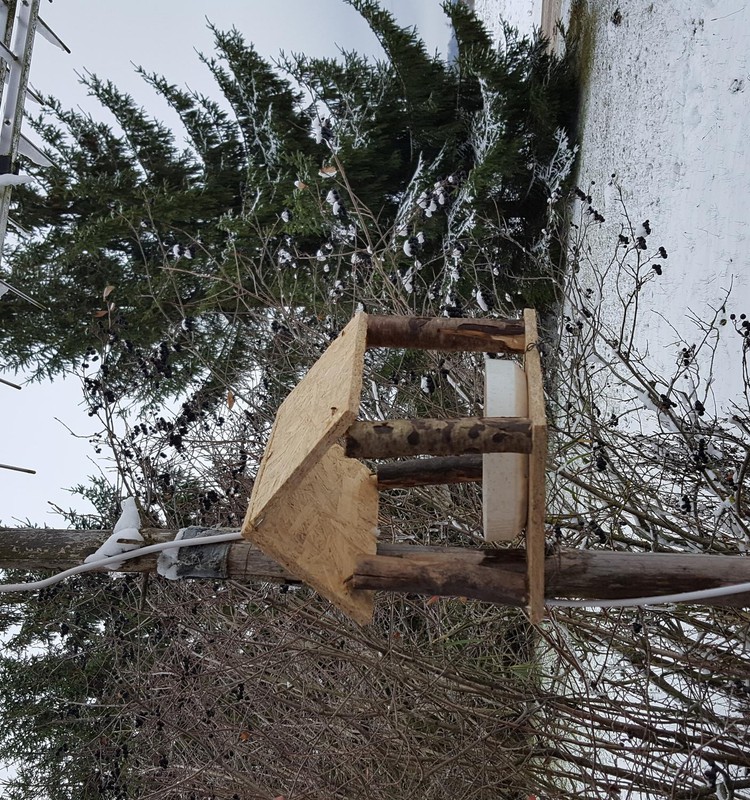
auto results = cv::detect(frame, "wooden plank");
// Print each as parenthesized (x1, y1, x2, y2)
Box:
(345, 417, 532, 459)
(245, 313, 368, 524)
(365, 315, 526, 353)
(523, 309, 547, 625)
(244, 444, 378, 625)
(483, 358, 528, 541)
(241, 312, 375, 623)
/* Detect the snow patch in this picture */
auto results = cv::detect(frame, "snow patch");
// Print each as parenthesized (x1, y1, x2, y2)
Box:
(83, 497, 143, 570)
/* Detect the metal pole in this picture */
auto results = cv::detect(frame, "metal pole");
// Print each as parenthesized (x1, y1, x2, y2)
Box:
(0, 461, 35, 473)
(0, 0, 19, 114)
(0, 0, 39, 265)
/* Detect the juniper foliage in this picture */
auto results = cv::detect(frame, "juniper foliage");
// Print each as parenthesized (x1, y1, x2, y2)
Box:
(1, 1, 576, 408)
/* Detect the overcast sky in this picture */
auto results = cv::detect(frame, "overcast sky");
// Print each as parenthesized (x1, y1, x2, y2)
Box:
(36, 0, 451, 117)
(0, 0, 450, 527)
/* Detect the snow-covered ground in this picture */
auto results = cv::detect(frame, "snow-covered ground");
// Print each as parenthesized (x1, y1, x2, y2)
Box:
(477, 0, 750, 413)
(470, 3, 750, 795)
(473, 0, 544, 40)
(572, 0, 750, 412)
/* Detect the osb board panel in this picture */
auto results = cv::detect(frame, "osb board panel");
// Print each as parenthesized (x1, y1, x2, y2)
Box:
(524, 309, 547, 625)
(244, 444, 378, 625)
(245, 313, 368, 524)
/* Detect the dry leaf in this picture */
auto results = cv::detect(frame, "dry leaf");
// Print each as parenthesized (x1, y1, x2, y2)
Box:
(318, 165, 337, 178)
(227, 390, 235, 410)
(426, 595, 440, 607)
(239, 730, 251, 742)
(294, 180, 308, 190)
(103, 284, 115, 299)
(93, 310, 108, 318)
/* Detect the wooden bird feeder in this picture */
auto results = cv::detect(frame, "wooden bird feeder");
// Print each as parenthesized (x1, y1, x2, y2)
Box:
(241, 311, 547, 625)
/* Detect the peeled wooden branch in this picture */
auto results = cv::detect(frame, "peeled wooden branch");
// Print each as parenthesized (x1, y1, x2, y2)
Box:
(345, 417, 532, 459)
(365, 315, 526, 353)
(349, 553, 526, 606)
(376, 454, 483, 488)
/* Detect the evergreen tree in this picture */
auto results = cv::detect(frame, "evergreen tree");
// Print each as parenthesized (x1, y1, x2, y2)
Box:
(0, 2, 577, 410)
(0, 483, 149, 799)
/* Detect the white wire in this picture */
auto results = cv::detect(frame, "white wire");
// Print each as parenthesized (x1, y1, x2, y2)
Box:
(0, 532, 243, 593)
(546, 580, 750, 609)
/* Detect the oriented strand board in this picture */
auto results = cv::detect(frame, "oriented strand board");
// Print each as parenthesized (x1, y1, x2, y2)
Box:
(523, 309, 547, 625)
(244, 444, 378, 625)
(241, 313, 375, 623)
(245, 313, 368, 523)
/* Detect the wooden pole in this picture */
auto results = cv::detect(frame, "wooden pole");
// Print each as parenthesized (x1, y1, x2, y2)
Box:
(349, 553, 526, 607)
(0, 527, 293, 580)
(344, 417, 532, 460)
(376, 454, 482, 488)
(2, 529, 750, 607)
(365, 315, 526, 353)
(523, 307, 547, 624)
(355, 547, 750, 608)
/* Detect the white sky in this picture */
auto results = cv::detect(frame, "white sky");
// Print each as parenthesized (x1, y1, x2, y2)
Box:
(0, 0, 450, 527)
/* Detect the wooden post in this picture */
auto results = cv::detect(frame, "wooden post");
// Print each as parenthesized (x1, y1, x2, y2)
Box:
(0, 527, 294, 581)
(345, 417, 532, 460)
(523, 309, 547, 624)
(354, 547, 750, 609)
(3, 530, 750, 608)
(365, 315, 526, 353)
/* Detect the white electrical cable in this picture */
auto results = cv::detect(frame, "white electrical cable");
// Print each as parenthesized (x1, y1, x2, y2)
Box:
(0, 532, 243, 593)
(547, 580, 750, 609)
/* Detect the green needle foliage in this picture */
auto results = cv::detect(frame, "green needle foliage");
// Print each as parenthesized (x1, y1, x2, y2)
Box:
(1, 1, 577, 411)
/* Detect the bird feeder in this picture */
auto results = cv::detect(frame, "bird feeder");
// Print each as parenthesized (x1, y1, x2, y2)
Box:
(241, 311, 547, 624)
